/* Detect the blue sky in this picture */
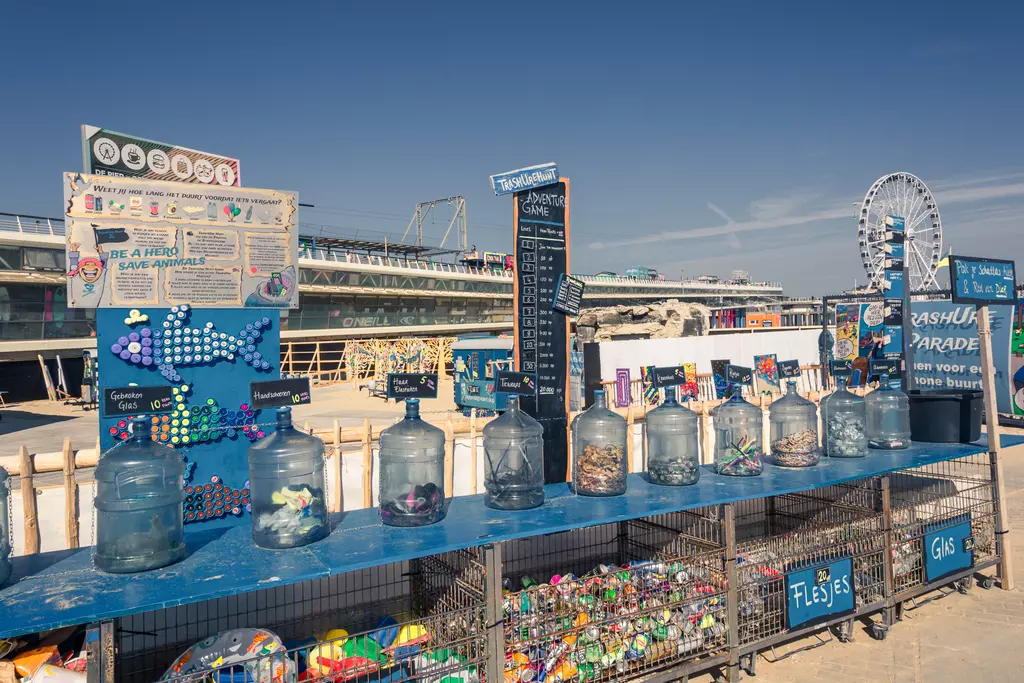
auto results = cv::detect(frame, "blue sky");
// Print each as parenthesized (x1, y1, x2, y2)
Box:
(2, 1, 1023, 295)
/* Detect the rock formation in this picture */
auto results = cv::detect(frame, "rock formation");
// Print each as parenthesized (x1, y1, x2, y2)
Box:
(575, 300, 710, 342)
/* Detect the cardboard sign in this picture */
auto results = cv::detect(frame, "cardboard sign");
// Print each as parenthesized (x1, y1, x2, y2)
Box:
(490, 162, 559, 196)
(387, 373, 439, 399)
(250, 378, 311, 409)
(829, 359, 853, 377)
(104, 385, 174, 417)
(552, 274, 585, 316)
(496, 371, 538, 395)
(923, 517, 974, 583)
(725, 364, 753, 385)
(778, 360, 801, 379)
(785, 557, 855, 630)
(651, 366, 687, 388)
(950, 256, 1016, 306)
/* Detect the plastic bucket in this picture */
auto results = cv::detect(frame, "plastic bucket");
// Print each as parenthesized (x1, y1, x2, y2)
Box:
(908, 390, 983, 443)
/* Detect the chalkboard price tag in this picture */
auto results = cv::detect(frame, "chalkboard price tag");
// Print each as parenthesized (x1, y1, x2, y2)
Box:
(949, 255, 1016, 306)
(651, 366, 687, 388)
(814, 566, 830, 586)
(387, 373, 439, 399)
(496, 371, 537, 395)
(923, 517, 974, 583)
(785, 557, 855, 630)
(725, 364, 753, 385)
(551, 274, 585, 316)
(963, 536, 975, 552)
(869, 359, 901, 381)
(829, 360, 853, 378)
(250, 378, 311, 409)
(778, 360, 801, 379)
(104, 385, 174, 417)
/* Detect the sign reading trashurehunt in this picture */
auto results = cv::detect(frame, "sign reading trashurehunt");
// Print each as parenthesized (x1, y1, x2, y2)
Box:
(490, 162, 559, 196)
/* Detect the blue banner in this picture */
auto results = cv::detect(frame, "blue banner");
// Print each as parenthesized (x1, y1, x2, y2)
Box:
(951, 256, 1016, 306)
(490, 162, 559, 196)
(786, 557, 855, 629)
(886, 269, 905, 299)
(923, 517, 974, 583)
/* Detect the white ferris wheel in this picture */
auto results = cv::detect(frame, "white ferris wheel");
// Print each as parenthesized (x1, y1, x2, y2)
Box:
(858, 172, 943, 291)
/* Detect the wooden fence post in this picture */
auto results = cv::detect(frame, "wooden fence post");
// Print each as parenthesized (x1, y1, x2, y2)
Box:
(470, 409, 479, 494)
(361, 418, 372, 509)
(20, 445, 39, 555)
(332, 420, 343, 513)
(626, 403, 635, 472)
(62, 438, 79, 549)
(444, 416, 455, 496)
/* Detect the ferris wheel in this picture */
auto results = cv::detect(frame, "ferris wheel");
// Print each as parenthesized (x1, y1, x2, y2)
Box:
(858, 172, 943, 291)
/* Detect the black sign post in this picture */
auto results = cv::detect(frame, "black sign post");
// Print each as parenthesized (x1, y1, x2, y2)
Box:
(513, 178, 571, 483)
(250, 378, 312, 409)
(552, 274, 585, 316)
(387, 373, 439, 400)
(725, 364, 753, 386)
(103, 385, 174, 417)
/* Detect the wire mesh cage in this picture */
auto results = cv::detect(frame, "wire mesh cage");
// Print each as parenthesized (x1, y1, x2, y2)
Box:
(733, 479, 886, 646)
(499, 508, 729, 682)
(117, 548, 487, 683)
(888, 453, 998, 597)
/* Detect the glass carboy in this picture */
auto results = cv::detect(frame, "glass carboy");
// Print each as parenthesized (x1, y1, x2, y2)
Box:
(711, 386, 763, 476)
(94, 419, 186, 573)
(821, 378, 867, 458)
(483, 396, 545, 510)
(247, 407, 330, 549)
(0, 467, 10, 586)
(379, 399, 446, 526)
(769, 381, 821, 467)
(866, 373, 911, 449)
(645, 387, 700, 486)
(571, 390, 628, 496)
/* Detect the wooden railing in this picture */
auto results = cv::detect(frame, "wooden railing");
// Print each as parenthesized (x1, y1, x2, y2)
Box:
(279, 336, 456, 385)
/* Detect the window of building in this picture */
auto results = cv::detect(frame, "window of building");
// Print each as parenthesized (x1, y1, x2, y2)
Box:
(23, 248, 65, 271)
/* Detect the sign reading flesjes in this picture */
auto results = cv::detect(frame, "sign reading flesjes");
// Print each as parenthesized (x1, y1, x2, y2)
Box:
(785, 557, 855, 629)
(778, 360, 801, 379)
(83, 125, 241, 186)
(949, 255, 1016, 306)
(651, 366, 687, 388)
(250, 378, 311, 409)
(725, 364, 753, 385)
(496, 371, 538, 395)
(552, 274, 585, 316)
(490, 162, 559, 196)
(387, 373, 439, 399)
(104, 385, 174, 417)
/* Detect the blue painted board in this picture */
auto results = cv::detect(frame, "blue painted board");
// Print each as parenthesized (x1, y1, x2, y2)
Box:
(950, 256, 1016, 306)
(785, 557, 855, 630)
(923, 516, 974, 583)
(1, 436, 1020, 640)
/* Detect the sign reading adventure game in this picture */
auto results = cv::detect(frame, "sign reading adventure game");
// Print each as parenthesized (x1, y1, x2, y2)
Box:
(923, 517, 974, 583)
(82, 125, 241, 186)
(387, 373, 439, 399)
(725, 364, 753, 385)
(104, 385, 174, 417)
(250, 378, 311, 409)
(950, 256, 1016, 306)
(785, 557, 855, 630)
(63, 173, 299, 309)
(552, 274, 585, 316)
(651, 366, 687, 388)
(778, 359, 801, 379)
(496, 371, 538, 395)
(490, 162, 558, 196)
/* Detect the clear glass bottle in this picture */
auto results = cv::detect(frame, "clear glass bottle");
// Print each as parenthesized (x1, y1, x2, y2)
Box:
(769, 381, 821, 467)
(645, 387, 700, 486)
(379, 399, 446, 526)
(571, 390, 628, 496)
(94, 419, 186, 573)
(866, 373, 911, 449)
(711, 386, 763, 476)
(483, 396, 545, 510)
(822, 378, 867, 458)
(0, 467, 10, 587)
(247, 408, 330, 549)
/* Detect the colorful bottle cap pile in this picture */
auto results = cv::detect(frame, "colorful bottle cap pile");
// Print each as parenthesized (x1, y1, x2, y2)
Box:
(184, 476, 250, 522)
(107, 385, 266, 445)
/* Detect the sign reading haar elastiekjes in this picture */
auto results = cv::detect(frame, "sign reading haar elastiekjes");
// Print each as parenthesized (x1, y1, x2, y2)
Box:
(63, 172, 299, 309)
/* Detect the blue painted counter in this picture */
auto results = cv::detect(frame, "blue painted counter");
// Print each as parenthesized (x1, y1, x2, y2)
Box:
(1, 436, 1019, 639)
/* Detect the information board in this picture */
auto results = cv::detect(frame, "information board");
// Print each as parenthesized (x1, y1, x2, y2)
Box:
(250, 378, 311, 409)
(651, 366, 687, 388)
(950, 256, 1016, 306)
(64, 173, 299, 309)
(387, 373, 439, 399)
(923, 517, 974, 583)
(725, 364, 753, 385)
(785, 557, 855, 630)
(552, 274, 585, 316)
(496, 371, 538, 395)
(514, 179, 570, 483)
(778, 359, 801, 379)
(103, 385, 174, 417)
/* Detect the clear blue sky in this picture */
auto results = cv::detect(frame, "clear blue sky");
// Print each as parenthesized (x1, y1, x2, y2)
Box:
(3, 1, 1023, 295)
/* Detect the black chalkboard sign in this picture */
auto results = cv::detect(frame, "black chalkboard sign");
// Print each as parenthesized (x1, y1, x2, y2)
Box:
(104, 385, 174, 417)
(387, 373, 439, 399)
(551, 274, 585, 316)
(652, 366, 687, 388)
(778, 360, 801, 379)
(250, 378, 311, 409)
(884, 300, 903, 326)
(869, 358, 901, 380)
(725, 364, 753, 385)
(830, 360, 853, 377)
(950, 255, 1017, 306)
(497, 371, 538, 395)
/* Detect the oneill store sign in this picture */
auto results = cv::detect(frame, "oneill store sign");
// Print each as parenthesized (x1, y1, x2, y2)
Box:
(490, 162, 559, 196)
(329, 314, 445, 329)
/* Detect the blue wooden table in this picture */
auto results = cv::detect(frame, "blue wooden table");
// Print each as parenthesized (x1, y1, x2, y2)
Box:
(1, 436, 1018, 639)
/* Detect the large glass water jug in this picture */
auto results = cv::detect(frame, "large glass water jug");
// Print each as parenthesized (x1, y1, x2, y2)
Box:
(0, 467, 10, 587)
(483, 396, 545, 510)
(94, 420, 186, 573)
(866, 373, 911, 449)
(571, 390, 628, 496)
(379, 399, 446, 526)
(821, 378, 867, 458)
(769, 381, 821, 467)
(711, 386, 763, 476)
(645, 387, 700, 486)
(247, 407, 330, 549)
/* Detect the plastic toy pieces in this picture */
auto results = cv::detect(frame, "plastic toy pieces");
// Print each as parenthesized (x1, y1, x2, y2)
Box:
(184, 476, 250, 523)
(109, 304, 273, 381)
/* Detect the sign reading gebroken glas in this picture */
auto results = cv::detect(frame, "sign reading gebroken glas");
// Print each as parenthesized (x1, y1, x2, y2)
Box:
(63, 173, 298, 309)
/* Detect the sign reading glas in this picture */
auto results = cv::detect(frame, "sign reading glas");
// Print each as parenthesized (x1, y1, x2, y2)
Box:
(490, 162, 559, 196)
(785, 557, 855, 630)
(950, 256, 1016, 306)
(923, 517, 974, 583)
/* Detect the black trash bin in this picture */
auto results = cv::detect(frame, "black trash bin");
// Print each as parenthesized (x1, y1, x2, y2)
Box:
(908, 390, 983, 443)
